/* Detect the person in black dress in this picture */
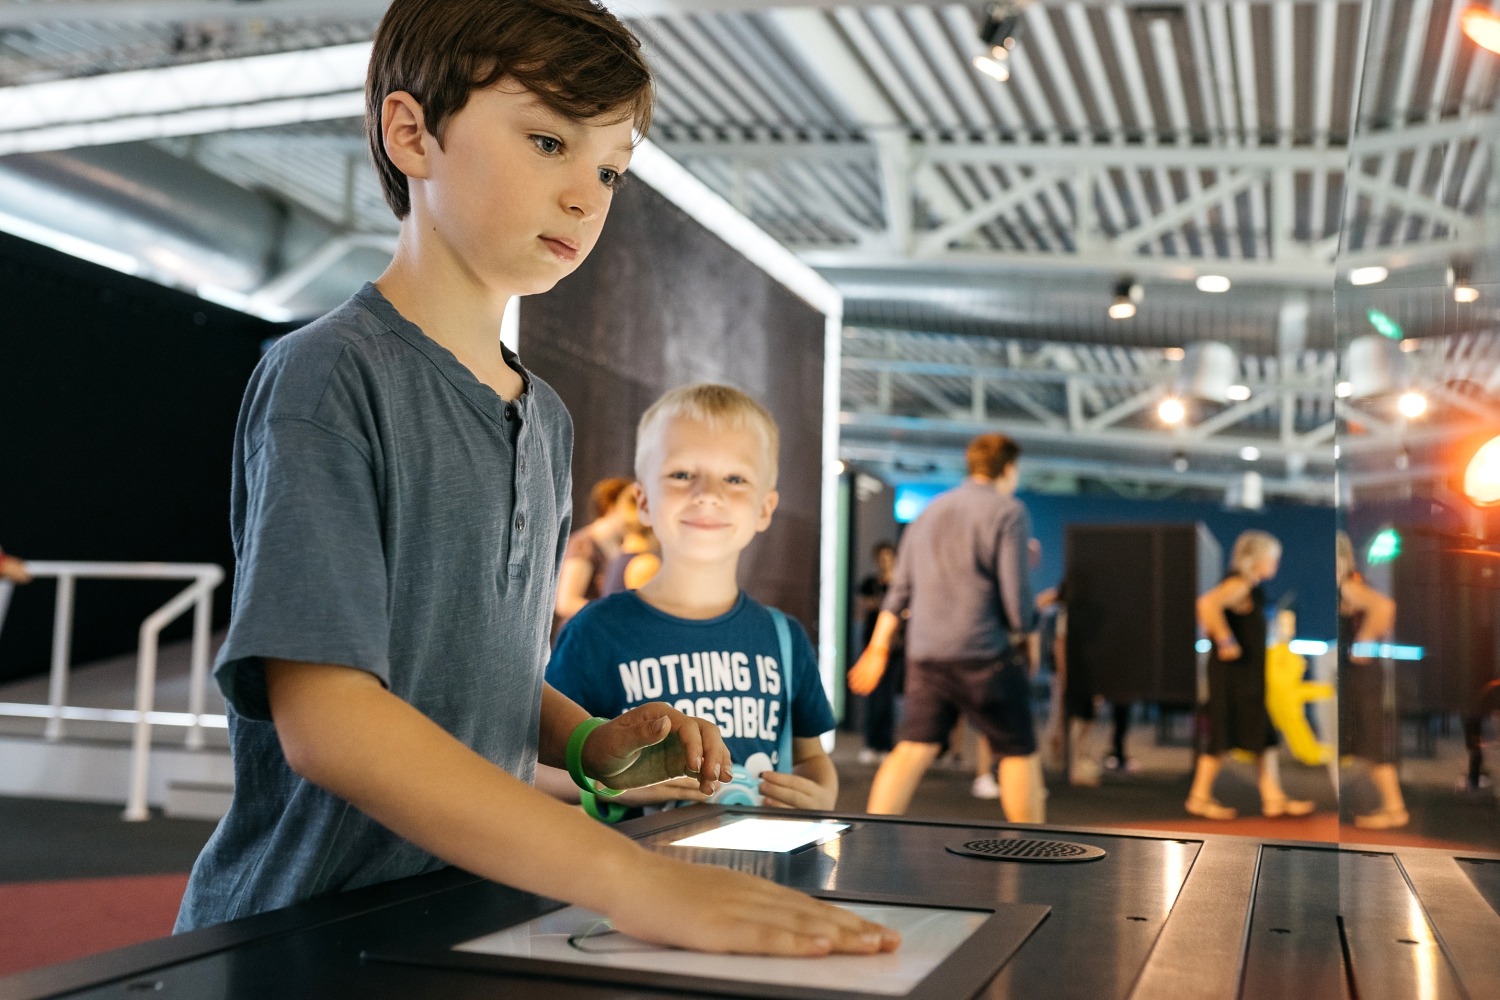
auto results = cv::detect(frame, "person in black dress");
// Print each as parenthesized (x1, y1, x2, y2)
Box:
(1187, 530, 1314, 820)
(1336, 531, 1406, 829)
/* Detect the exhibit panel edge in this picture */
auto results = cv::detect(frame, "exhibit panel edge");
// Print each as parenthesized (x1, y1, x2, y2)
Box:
(516, 140, 846, 726)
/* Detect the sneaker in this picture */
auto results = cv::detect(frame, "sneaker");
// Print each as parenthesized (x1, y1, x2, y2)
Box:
(971, 773, 1001, 799)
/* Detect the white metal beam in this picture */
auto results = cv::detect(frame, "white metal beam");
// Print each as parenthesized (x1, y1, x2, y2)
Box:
(914, 170, 1062, 256)
(1111, 169, 1264, 252)
(0, 42, 369, 154)
(844, 410, 1334, 464)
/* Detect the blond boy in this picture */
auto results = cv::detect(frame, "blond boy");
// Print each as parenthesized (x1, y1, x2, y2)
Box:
(546, 385, 839, 815)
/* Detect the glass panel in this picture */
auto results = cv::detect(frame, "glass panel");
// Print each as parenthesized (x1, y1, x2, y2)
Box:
(1335, 0, 1500, 851)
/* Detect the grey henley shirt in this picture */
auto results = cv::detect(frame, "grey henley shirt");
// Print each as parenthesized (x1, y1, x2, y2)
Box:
(177, 283, 572, 930)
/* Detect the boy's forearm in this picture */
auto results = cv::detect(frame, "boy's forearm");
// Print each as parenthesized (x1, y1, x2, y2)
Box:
(534, 762, 582, 804)
(792, 740, 839, 803)
(537, 683, 593, 769)
(267, 661, 646, 915)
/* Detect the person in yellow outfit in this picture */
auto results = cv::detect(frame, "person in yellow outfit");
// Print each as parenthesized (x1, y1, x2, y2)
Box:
(1264, 609, 1335, 766)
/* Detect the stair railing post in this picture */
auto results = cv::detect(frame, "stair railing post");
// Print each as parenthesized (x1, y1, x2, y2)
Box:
(44, 573, 75, 742)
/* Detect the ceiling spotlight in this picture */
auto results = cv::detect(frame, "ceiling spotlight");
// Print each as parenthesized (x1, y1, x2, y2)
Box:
(1225, 384, 1252, 401)
(1239, 446, 1261, 462)
(972, 54, 1011, 82)
(1109, 278, 1142, 319)
(1335, 381, 1353, 398)
(1349, 265, 1389, 286)
(1461, 5, 1500, 55)
(1464, 435, 1500, 506)
(1157, 396, 1186, 424)
(1397, 390, 1428, 419)
(1195, 275, 1231, 293)
(1449, 260, 1480, 303)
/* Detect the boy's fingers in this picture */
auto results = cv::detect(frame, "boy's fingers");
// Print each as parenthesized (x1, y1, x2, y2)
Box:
(672, 716, 704, 773)
(689, 718, 734, 782)
(770, 904, 897, 954)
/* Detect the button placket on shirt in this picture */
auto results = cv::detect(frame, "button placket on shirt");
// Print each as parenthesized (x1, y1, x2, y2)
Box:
(508, 396, 530, 565)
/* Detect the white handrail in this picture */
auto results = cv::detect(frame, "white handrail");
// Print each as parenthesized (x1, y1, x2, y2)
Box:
(0, 560, 225, 821)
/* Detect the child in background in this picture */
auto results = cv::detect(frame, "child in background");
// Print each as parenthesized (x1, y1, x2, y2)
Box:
(554, 476, 639, 634)
(544, 384, 840, 816)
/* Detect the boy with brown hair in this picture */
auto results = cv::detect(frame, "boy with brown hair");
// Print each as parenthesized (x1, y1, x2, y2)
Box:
(176, 0, 896, 958)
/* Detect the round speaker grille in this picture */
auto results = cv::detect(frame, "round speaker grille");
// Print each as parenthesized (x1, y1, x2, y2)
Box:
(946, 838, 1106, 862)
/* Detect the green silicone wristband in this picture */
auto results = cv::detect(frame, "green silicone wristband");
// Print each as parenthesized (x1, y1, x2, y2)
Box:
(581, 788, 628, 824)
(566, 717, 624, 798)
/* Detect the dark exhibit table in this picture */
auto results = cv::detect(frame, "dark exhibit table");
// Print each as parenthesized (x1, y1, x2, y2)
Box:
(4, 806, 1500, 1000)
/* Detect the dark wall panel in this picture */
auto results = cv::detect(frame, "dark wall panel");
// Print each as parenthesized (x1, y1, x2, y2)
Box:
(521, 181, 826, 633)
(1026, 492, 1338, 636)
(1064, 523, 1220, 704)
(0, 232, 272, 681)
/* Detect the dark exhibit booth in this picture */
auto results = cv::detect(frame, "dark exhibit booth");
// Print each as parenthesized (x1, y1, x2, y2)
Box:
(5, 806, 1499, 1000)
(521, 177, 827, 630)
(1062, 523, 1220, 710)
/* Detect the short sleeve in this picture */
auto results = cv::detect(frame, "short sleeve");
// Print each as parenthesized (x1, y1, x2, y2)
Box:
(544, 608, 622, 719)
(215, 417, 390, 720)
(882, 537, 913, 616)
(787, 618, 836, 738)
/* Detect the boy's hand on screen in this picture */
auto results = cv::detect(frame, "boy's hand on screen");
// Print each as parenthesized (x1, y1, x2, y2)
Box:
(758, 770, 836, 810)
(608, 854, 901, 957)
(617, 775, 710, 807)
(585, 703, 733, 796)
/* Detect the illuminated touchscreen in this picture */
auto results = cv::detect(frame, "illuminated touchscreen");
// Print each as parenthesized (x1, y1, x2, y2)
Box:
(668, 817, 851, 853)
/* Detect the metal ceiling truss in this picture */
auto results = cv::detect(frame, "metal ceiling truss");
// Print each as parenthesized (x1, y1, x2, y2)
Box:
(640, 0, 1499, 285)
(0, 0, 1495, 503)
(839, 324, 1500, 502)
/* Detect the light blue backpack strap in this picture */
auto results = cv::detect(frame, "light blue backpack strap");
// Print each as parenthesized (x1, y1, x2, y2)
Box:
(769, 607, 794, 773)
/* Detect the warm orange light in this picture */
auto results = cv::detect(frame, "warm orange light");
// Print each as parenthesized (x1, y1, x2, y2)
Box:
(1463, 6, 1500, 55)
(1466, 436, 1500, 505)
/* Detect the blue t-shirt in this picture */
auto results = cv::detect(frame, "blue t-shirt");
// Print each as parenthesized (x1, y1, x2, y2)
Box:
(547, 591, 835, 806)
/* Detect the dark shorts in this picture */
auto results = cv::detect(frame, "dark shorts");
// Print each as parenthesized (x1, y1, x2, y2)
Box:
(899, 655, 1037, 757)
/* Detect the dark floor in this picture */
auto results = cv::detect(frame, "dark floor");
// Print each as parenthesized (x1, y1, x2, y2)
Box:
(0, 797, 216, 883)
(3, 718, 1498, 889)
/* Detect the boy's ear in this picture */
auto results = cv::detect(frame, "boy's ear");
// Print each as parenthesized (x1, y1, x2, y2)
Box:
(633, 481, 652, 527)
(755, 489, 779, 533)
(382, 91, 432, 180)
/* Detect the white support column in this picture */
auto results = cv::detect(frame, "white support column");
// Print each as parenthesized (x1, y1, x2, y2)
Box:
(818, 305, 844, 738)
(45, 574, 75, 742)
